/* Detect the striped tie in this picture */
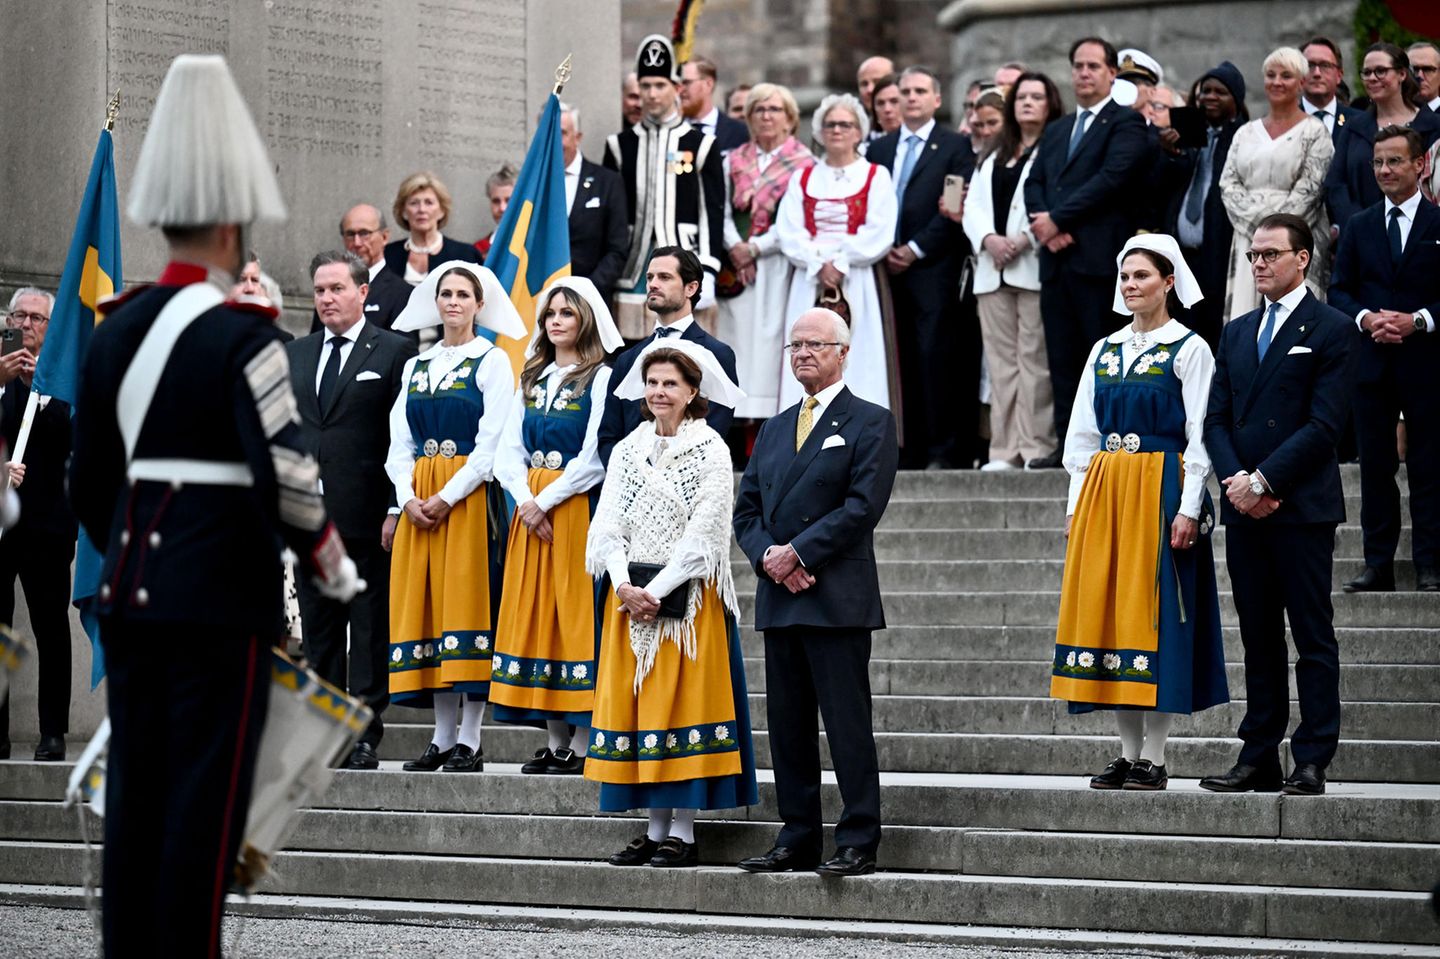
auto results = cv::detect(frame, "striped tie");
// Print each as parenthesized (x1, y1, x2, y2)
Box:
(795, 396, 819, 451)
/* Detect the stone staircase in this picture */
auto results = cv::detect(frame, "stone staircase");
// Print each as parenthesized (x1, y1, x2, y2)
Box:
(2, 466, 1437, 955)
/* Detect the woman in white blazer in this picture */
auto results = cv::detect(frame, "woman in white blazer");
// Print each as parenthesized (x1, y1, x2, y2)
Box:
(963, 74, 1064, 471)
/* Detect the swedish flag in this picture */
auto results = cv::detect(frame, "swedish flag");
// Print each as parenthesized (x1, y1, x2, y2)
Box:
(484, 94, 571, 375)
(33, 128, 122, 688)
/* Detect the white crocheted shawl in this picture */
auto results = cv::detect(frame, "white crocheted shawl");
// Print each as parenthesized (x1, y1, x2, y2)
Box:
(586, 417, 738, 692)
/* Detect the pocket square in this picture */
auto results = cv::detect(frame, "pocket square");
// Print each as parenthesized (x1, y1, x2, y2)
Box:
(1286, 346, 1312, 355)
(355, 370, 382, 382)
(585, 196, 601, 208)
(821, 434, 846, 450)
(364, 303, 380, 311)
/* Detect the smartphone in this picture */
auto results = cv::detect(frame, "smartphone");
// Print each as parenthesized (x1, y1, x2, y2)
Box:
(1168, 107, 1209, 150)
(0, 328, 22, 355)
(943, 174, 966, 215)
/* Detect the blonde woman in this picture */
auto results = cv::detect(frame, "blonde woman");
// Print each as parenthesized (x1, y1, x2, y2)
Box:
(383, 172, 481, 285)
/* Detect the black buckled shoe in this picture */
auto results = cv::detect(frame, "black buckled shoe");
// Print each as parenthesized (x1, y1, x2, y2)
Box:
(608, 835, 659, 866)
(1282, 763, 1326, 795)
(441, 743, 484, 772)
(549, 747, 586, 774)
(649, 836, 698, 868)
(738, 845, 821, 873)
(402, 743, 456, 772)
(1122, 759, 1168, 791)
(34, 735, 65, 762)
(344, 742, 379, 770)
(815, 847, 876, 877)
(1025, 448, 1063, 470)
(0, 740, 10, 760)
(1089, 756, 1133, 790)
(1343, 564, 1395, 593)
(520, 747, 556, 774)
(1198, 762, 1283, 793)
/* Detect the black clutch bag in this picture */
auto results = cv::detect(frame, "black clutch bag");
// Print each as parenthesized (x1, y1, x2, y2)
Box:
(627, 563, 690, 619)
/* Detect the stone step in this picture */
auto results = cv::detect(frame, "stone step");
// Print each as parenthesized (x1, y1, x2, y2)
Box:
(880, 463, 1395, 499)
(2, 842, 1434, 945)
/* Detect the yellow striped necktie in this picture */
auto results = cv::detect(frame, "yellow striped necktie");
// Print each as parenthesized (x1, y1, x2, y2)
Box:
(795, 396, 819, 451)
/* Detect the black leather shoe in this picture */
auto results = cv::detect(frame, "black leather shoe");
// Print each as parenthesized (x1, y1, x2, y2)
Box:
(1416, 566, 1440, 592)
(441, 743, 484, 772)
(33, 735, 65, 762)
(738, 845, 821, 873)
(815, 847, 876, 877)
(0, 740, 11, 760)
(1282, 763, 1326, 795)
(1089, 756, 1133, 790)
(520, 747, 555, 774)
(649, 836, 698, 868)
(402, 743, 456, 772)
(549, 747, 585, 774)
(1198, 762, 1283, 793)
(1026, 448, 1063, 470)
(608, 835, 659, 866)
(1343, 565, 1395, 593)
(1122, 759, 1168, 791)
(344, 742, 379, 770)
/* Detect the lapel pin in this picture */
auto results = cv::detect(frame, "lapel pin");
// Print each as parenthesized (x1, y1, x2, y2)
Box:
(1299, 325, 1305, 333)
(830, 421, 838, 426)
(929, 143, 937, 150)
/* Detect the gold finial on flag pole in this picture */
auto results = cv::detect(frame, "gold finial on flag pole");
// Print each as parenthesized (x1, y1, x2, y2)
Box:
(553, 54, 573, 95)
(104, 90, 121, 132)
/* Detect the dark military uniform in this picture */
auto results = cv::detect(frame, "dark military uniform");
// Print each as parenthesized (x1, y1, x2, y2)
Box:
(69, 261, 344, 957)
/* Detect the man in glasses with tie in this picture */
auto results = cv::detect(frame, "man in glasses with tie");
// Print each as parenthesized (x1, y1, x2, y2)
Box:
(1200, 212, 1351, 798)
(1299, 37, 1364, 144)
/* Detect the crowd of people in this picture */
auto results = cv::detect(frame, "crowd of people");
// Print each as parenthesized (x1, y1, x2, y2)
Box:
(0, 27, 1438, 954)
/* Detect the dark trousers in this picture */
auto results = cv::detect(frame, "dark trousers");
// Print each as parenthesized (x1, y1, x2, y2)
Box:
(0, 527, 75, 743)
(1178, 244, 1228, 355)
(1353, 353, 1440, 569)
(100, 619, 269, 959)
(764, 626, 881, 855)
(1040, 268, 1125, 441)
(296, 533, 390, 746)
(893, 265, 973, 467)
(1225, 522, 1341, 771)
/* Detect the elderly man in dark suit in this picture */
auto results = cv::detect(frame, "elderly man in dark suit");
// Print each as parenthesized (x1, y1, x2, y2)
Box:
(597, 247, 737, 466)
(734, 307, 899, 878)
(561, 103, 628, 297)
(1024, 37, 1150, 466)
(310, 204, 413, 336)
(1327, 126, 1440, 594)
(289, 250, 417, 769)
(1200, 213, 1351, 797)
(865, 66, 975, 468)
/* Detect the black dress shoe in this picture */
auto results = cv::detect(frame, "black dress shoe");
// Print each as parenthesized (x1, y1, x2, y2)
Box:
(1343, 565, 1395, 593)
(441, 743, 484, 772)
(1282, 763, 1326, 795)
(738, 845, 821, 873)
(1122, 759, 1168, 791)
(1089, 756, 1133, 790)
(33, 735, 65, 762)
(1198, 762, 1283, 793)
(344, 742, 379, 770)
(549, 747, 585, 774)
(1416, 566, 1440, 592)
(0, 740, 11, 760)
(402, 743, 456, 772)
(608, 835, 659, 866)
(649, 836, 698, 868)
(1026, 448, 1063, 470)
(815, 847, 876, 877)
(520, 747, 555, 774)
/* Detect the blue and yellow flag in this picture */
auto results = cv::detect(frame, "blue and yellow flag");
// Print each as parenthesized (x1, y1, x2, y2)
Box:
(484, 93, 571, 376)
(33, 128, 122, 688)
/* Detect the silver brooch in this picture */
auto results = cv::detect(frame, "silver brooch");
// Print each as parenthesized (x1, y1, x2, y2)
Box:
(439, 439, 458, 458)
(544, 450, 564, 470)
(423, 438, 439, 457)
(1104, 433, 1122, 453)
(530, 450, 546, 469)
(1122, 433, 1141, 454)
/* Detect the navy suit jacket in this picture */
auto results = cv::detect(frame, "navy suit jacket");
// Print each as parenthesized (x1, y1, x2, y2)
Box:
(596, 321, 738, 466)
(1203, 290, 1350, 526)
(711, 112, 750, 155)
(1024, 100, 1150, 279)
(864, 124, 973, 271)
(381, 237, 481, 280)
(568, 158, 629, 295)
(1327, 194, 1440, 382)
(734, 386, 898, 631)
(1325, 107, 1440, 232)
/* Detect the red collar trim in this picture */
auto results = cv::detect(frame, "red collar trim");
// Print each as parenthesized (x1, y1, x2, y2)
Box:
(156, 261, 212, 286)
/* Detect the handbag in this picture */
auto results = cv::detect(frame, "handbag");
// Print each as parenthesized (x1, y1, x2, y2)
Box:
(627, 562, 690, 619)
(816, 285, 851, 325)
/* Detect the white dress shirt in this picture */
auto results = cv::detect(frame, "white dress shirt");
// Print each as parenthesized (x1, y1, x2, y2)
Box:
(367, 259, 386, 282)
(695, 106, 720, 138)
(563, 151, 583, 215)
(314, 318, 366, 391)
(652, 313, 695, 338)
(1304, 95, 1338, 135)
(1259, 281, 1311, 344)
(1353, 189, 1436, 332)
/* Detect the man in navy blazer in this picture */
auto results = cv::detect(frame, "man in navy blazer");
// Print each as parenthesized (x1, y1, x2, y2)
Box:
(561, 104, 629, 297)
(866, 66, 975, 468)
(733, 308, 898, 878)
(1327, 126, 1440, 593)
(597, 247, 737, 466)
(1023, 37, 1150, 463)
(1300, 37, 1366, 146)
(1200, 213, 1351, 797)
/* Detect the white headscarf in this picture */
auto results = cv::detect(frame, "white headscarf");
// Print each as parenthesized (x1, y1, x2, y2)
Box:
(526, 276, 625, 358)
(812, 92, 870, 143)
(392, 260, 527, 338)
(612, 337, 746, 409)
(1111, 234, 1204, 315)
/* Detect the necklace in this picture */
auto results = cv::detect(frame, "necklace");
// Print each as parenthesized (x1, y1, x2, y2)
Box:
(405, 234, 443, 255)
(1128, 326, 1154, 351)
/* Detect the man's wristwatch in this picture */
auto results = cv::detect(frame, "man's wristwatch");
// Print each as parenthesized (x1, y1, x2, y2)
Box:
(1248, 474, 1266, 497)
(1414, 313, 1426, 334)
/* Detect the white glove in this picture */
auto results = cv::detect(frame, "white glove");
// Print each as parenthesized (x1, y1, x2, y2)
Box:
(696, 272, 716, 311)
(314, 556, 365, 602)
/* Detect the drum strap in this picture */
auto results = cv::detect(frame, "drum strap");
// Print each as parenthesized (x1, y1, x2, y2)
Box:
(117, 283, 224, 460)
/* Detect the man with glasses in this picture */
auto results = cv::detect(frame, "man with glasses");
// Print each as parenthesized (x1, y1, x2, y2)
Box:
(1300, 37, 1364, 142)
(310, 204, 411, 334)
(1201, 213, 1351, 797)
(1328, 126, 1440, 594)
(1408, 41, 1440, 113)
(679, 56, 748, 154)
(0, 287, 75, 763)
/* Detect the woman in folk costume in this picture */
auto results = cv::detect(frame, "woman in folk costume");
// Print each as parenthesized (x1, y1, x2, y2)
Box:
(716, 82, 815, 420)
(775, 93, 898, 412)
(1050, 234, 1228, 791)
(490, 278, 623, 774)
(585, 339, 757, 868)
(384, 260, 523, 772)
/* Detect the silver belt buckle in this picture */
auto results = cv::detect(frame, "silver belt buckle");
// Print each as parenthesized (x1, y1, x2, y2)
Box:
(1104, 433, 1122, 453)
(1122, 432, 1141, 454)
(530, 450, 545, 469)
(422, 438, 439, 457)
(544, 450, 563, 470)
(439, 439, 458, 458)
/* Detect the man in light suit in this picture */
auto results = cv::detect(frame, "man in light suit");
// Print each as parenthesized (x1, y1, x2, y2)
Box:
(289, 250, 417, 768)
(1023, 37, 1150, 465)
(561, 103, 628, 298)
(1200, 213, 1351, 797)
(1327, 126, 1440, 593)
(733, 307, 899, 877)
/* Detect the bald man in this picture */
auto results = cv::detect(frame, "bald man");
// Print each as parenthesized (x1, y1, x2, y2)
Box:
(856, 55, 895, 111)
(310, 204, 413, 334)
